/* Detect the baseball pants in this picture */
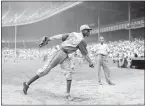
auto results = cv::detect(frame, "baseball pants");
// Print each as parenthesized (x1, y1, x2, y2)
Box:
(37, 49, 74, 80)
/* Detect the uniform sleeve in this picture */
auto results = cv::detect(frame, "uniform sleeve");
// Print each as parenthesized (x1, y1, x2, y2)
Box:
(62, 34, 69, 41)
(49, 34, 63, 40)
(77, 40, 88, 56)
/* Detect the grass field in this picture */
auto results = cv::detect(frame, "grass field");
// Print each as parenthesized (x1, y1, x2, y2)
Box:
(2, 58, 144, 105)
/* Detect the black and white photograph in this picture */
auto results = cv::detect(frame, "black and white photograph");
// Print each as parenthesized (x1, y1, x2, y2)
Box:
(1, 1, 145, 105)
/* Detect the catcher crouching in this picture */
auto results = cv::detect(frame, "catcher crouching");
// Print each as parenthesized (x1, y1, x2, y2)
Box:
(23, 25, 94, 99)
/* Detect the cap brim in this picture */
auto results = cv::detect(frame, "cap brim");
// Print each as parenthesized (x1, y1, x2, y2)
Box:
(85, 28, 92, 30)
(80, 28, 92, 31)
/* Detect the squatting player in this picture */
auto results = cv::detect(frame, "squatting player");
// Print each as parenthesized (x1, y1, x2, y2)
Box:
(23, 25, 94, 99)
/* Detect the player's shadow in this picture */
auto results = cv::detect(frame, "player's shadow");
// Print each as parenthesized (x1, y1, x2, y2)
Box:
(68, 96, 91, 102)
(30, 88, 91, 103)
(65, 96, 92, 105)
(31, 88, 69, 99)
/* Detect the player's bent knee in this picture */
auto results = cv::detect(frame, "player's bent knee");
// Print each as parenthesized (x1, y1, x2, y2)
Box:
(37, 71, 48, 77)
(65, 72, 72, 80)
(37, 68, 51, 77)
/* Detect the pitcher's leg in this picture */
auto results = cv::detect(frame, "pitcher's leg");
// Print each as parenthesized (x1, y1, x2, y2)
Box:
(37, 51, 67, 77)
(23, 50, 67, 95)
(60, 57, 74, 99)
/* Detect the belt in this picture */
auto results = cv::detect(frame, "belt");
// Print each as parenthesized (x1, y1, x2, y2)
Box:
(98, 54, 106, 56)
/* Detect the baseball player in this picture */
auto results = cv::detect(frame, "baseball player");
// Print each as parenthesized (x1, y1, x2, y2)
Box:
(23, 25, 94, 99)
(95, 37, 115, 85)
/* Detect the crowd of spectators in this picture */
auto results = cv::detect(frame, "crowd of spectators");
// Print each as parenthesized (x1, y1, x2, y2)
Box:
(87, 38, 144, 68)
(2, 38, 144, 68)
(108, 38, 144, 59)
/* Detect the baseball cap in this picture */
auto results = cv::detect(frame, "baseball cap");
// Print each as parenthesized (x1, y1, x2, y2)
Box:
(80, 25, 92, 32)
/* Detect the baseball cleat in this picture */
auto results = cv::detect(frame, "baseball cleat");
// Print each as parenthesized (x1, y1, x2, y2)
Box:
(108, 81, 115, 85)
(23, 82, 29, 95)
(65, 93, 73, 101)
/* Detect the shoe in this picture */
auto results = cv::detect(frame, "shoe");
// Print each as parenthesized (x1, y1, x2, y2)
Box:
(108, 81, 115, 85)
(65, 92, 70, 98)
(65, 93, 74, 101)
(23, 82, 29, 95)
(67, 95, 74, 101)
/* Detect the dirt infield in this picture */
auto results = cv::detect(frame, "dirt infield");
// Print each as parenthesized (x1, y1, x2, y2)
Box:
(2, 59, 144, 105)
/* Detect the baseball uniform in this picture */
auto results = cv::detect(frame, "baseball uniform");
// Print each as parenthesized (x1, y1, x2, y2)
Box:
(37, 32, 88, 80)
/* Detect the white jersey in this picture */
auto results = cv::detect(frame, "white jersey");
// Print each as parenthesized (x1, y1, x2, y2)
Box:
(61, 32, 84, 48)
(95, 43, 110, 56)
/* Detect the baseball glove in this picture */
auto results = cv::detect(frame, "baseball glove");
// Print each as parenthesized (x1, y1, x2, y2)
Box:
(39, 36, 49, 48)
